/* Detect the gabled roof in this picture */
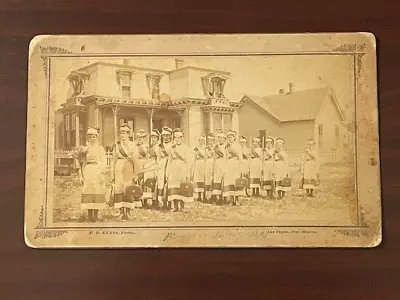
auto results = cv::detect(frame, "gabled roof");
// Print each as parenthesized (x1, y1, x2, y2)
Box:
(241, 87, 345, 122)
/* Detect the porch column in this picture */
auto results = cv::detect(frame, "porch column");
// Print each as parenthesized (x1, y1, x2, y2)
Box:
(112, 106, 119, 144)
(210, 112, 214, 132)
(232, 110, 239, 133)
(94, 106, 99, 127)
(75, 111, 80, 147)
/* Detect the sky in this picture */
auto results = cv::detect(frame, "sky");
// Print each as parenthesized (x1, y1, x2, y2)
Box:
(51, 54, 355, 121)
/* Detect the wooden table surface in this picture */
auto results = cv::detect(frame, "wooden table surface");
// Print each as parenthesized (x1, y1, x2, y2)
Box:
(0, 1, 399, 299)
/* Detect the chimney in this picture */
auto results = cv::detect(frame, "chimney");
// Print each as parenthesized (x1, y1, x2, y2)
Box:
(122, 58, 130, 65)
(175, 59, 183, 69)
(278, 88, 285, 94)
(288, 82, 294, 94)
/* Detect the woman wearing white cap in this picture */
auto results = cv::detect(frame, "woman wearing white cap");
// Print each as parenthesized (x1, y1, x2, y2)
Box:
(249, 137, 262, 196)
(262, 137, 275, 198)
(224, 130, 242, 205)
(301, 138, 319, 197)
(239, 136, 250, 180)
(274, 138, 291, 199)
(157, 126, 173, 210)
(167, 128, 194, 212)
(135, 129, 149, 208)
(144, 129, 160, 208)
(212, 131, 226, 204)
(192, 135, 206, 202)
(204, 132, 216, 203)
(112, 123, 141, 220)
(75, 126, 107, 222)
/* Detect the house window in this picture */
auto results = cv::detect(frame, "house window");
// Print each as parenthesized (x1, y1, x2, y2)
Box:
(335, 125, 340, 145)
(213, 113, 222, 131)
(259, 130, 267, 145)
(64, 113, 76, 148)
(201, 74, 228, 99)
(209, 78, 226, 98)
(146, 74, 162, 100)
(152, 119, 163, 133)
(119, 118, 135, 141)
(203, 112, 210, 135)
(318, 124, 324, 148)
(172, 118, 181, 130)
(69, 72, 88, 96)
(117, 71, 132, 98)
(212, 112, 232, 133)
(79, 112, 87, 146)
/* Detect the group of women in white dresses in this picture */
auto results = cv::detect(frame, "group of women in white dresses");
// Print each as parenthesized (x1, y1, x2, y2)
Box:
(74, 125, 320, 222)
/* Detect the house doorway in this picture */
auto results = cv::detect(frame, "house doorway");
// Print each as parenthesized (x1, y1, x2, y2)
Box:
(152, 118, 164, 133)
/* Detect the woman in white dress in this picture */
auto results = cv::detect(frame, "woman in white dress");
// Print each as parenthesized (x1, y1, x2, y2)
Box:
(212, 131, 226, 205)
(157, 126, 173, 210)
(204, 133, 216, 203)
(167, 129, 194, 212)
(239, 136, 250, 181)
(262, 137, 275, 199)
(224, 130, 242, 205)
(274, 138, 291, 199)
(301, 138, 319, 197)
(249, 137, 262, 196)
(145, 129, 160, 208)
(192, 135, 206, 202)
(112, 123, 141, 220)
(135, 129, 149, 208)
(75, 126, 107, 222)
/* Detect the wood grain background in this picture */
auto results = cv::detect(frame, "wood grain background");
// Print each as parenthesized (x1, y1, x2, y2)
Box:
(0, 1, 399, 299)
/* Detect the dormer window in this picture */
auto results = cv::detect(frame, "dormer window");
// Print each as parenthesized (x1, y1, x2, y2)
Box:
(146, 73, 162, 100)
(68, 71, 89, 96)
(201, 73, 228, 98)
(116, 70, 133, 98)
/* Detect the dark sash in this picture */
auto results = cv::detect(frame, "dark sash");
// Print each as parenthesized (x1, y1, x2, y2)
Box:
(263, 150, 273, 160)
(148, 145, 157, 158)
(226, 144, 238, 159)
(116, 142, 135, 167)
(172, 145, 186, 162)
(137, 144, 147, 159)
(159, 143, 169, 158)
(205, 146, 214, 158)
(116, 142, 129, 158)
(214, 145, 225, 158)
(194, 147, 205, 159)
(250, 147, 260, 158)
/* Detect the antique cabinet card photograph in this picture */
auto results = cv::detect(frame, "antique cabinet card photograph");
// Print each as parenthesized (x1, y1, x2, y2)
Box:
(25, 33, 381, 248)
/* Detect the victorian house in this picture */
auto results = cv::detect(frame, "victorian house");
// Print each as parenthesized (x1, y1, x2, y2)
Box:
(55, 59, 240, 150)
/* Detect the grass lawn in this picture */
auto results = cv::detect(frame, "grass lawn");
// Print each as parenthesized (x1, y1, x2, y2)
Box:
(53, 163, 357, 226)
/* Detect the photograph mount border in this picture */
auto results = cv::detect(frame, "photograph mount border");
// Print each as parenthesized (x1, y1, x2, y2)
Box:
(37, 49, 363, 232)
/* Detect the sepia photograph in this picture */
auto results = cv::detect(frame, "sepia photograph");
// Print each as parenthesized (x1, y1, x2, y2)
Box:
(24, 34, 381, 248)
(52, 55, 357, 226)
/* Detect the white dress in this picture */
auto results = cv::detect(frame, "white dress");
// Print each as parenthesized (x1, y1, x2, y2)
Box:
(79, 145, 107, 210)
(167, 143, 194, 202)
(302, 148, 319, 189)
(274, 149, 291, 192)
